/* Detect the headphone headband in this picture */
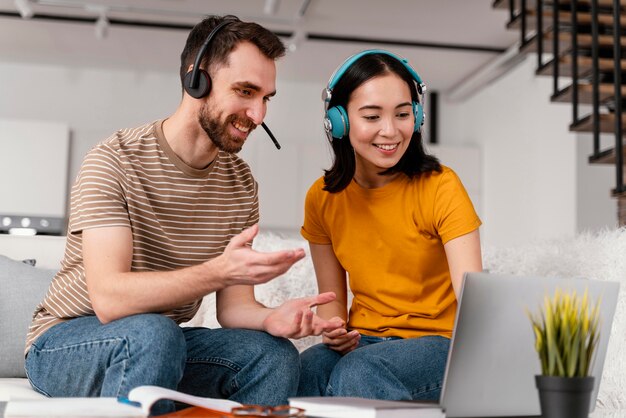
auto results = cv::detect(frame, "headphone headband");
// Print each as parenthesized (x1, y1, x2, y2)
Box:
(326, 49, 423, 92)
(188, 19, 235, 89)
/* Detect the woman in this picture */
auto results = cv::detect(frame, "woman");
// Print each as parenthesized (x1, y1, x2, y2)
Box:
(298, 50, 483, 401)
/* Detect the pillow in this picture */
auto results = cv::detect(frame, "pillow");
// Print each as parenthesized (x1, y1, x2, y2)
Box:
(0, 254, 56, 378)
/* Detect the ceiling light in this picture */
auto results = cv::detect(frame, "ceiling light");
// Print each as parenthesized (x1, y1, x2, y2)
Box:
(14, 0, 34, 18)
(287, 28, 306, 53)
(94, 12, 109, 40)
(84, 4, 110, 40)
(264, 0, 280, 15)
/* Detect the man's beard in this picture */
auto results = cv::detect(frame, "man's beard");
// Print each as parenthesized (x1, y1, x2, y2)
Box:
(199, 103, 255, 154)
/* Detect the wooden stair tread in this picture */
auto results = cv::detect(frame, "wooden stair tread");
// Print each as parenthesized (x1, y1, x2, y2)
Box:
(506, 10, 626, 30)
(553, 83, 626, 103)
(570, 113, 626, 133)
(589, 146, 626, 165)
(536, 55, 626, 77)
(520, 32, 624, 54)
(613, 188, 626, 197)
(552, 83, 626, 104)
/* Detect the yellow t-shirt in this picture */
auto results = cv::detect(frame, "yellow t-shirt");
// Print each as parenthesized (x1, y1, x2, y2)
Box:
(301, 166, 481, 339)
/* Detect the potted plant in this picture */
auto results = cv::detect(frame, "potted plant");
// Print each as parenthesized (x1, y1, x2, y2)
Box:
(527, 288, 601, 418)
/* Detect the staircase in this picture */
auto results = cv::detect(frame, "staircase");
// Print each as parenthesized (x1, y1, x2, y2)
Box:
(494, 0, 626, 226)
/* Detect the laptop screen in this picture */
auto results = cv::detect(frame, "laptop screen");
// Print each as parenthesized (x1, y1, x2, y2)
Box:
(440, 272, 619, 418)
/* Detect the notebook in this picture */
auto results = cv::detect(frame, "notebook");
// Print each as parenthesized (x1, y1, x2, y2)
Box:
(438, 272, 619, 417)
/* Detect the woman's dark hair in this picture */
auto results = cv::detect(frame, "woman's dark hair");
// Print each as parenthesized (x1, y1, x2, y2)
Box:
(323, 53, 441, 193)
(179, 15, 285, 91)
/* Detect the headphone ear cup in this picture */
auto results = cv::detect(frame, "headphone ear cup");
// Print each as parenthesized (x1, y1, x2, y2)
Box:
(183, 69, 212, 99)
(413, 102, 424, 133)
(326, 106, 349, 139)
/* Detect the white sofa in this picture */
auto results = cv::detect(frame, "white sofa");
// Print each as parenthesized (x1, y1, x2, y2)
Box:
(1, 230, 625, 416)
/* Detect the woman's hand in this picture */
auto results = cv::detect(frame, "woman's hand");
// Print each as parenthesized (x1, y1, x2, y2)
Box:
(262, 292, 344, 339)
(322, 317, 361, 355)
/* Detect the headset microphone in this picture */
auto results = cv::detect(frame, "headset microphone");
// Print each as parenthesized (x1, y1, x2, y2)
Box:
(261, 123, 281, 150)
(183, 18, 281, 150)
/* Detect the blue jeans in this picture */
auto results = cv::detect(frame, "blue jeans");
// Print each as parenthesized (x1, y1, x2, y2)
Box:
(298, 334, 450, 400)
(25, 314, 300, 415)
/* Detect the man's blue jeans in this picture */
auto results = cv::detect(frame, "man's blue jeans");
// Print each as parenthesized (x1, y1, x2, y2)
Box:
(25, 314, 300, 414)
(297, 334, 450, 400)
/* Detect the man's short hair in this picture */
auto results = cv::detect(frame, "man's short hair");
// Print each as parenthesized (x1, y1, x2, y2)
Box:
(179, 15, 286, 89)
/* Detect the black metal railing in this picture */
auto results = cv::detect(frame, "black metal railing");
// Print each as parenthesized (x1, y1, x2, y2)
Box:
(612, 0, 624, 194)
(591, 0, 601, 156)
(571, 0, 580, 123)
(501, 0, 625, 196)
(553, 0, 561, 95)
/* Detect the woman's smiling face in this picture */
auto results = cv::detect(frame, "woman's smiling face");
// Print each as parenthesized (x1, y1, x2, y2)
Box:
(347, 73, 415, 187)
(346, 72, 415, 186)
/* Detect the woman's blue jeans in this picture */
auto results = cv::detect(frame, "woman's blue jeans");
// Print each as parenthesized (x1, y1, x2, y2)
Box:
(25, 314, 300, 414)
(298, 334, 450, 400)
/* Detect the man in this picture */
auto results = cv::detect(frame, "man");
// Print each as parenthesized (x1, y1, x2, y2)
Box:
(24, 15, 340, 414)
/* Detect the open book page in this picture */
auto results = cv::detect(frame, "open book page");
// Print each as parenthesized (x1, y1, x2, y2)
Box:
(4, 398, 145, 417)
(127, 386, 242, 416)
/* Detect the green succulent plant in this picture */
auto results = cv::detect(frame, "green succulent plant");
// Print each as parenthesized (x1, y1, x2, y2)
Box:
(527, 288, 601, 377)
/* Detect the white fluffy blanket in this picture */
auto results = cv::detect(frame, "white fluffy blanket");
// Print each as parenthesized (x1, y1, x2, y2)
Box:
(185, 228, 626, 413)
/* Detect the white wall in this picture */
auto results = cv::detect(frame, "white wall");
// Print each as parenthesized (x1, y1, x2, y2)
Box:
(0, 61, 181, 183)
(441, 56, 617, 247)
(576, 133, 619, 232)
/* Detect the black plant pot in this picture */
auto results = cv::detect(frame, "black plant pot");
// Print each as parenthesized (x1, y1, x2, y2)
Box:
(535, 375, 595, 418)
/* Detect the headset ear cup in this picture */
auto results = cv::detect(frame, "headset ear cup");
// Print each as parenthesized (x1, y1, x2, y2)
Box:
(326, 106, 350, 139)
(183, 69, 212, 99)
(413, 102, 424, 133)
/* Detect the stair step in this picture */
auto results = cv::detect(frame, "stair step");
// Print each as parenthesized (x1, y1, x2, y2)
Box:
(536, 55, 626, 77)
(570, 113, 626, 133)
(552, 83, 626, 104)
(589, 146, 626, 165)
(613, 187, 626, 197)
(506, 10, 626, 31)
(520, 32, 622, 55)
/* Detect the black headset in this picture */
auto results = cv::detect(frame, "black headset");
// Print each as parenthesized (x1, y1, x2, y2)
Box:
(183, 18, 281, 150)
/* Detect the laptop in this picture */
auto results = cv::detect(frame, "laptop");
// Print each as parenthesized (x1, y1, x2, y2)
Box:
(438, 272, 619, 418)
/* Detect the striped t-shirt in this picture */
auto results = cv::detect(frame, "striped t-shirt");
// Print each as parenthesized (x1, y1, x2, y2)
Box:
(25, 119, 259, 353)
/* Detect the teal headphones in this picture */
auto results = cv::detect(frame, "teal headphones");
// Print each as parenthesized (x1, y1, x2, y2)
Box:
(322, 49, 426, 141)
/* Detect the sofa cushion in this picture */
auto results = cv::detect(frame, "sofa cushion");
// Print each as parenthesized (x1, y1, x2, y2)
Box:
(0, 255, 55, 378)
(0, 378, 46, 401)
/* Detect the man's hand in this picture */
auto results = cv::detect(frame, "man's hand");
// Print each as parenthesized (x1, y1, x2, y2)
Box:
(262, 292, 344, 339)
(216, 224, 305, 287)
(322, 317, 361, 355)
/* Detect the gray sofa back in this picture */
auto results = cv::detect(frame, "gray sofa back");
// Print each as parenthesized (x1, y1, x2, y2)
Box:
(0, 235, 65, 378)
